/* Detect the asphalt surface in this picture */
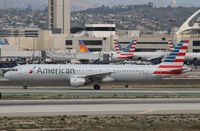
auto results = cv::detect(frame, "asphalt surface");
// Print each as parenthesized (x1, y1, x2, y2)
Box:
(0, 71, 200, 117)
(1, 86, 200, 93)
(0, 99, 200, 117)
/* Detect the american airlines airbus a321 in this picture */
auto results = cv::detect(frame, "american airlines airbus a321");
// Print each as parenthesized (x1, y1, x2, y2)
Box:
(3, 40, 191, 90)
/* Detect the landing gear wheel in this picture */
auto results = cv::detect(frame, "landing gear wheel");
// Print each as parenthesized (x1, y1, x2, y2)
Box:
(125, 84, 129, 88)
(23, 85, 28, 89)
(94, 84, 101, 90)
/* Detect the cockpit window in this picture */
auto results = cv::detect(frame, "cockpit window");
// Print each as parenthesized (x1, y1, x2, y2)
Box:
(2, 68, 18, 75)
(12, 69, 18, 71)
(5, 69, 18, 72)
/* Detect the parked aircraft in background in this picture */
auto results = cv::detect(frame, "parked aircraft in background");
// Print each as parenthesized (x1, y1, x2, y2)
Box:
(47, 39, 200, 65)
(166, 40, 200, 63)
(113, 39, 164, 62)
(116, 39, 200, 64)
(78, 40, 136, 62)
(46, 40, 100, 63)
(79, 39, 136, 59)
(113, 39, 135, 59)
(114, 39, 136, 53)
(3, 40, 191, 90)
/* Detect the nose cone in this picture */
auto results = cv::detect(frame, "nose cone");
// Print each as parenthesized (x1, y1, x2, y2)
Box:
(3, 72, 13, 80)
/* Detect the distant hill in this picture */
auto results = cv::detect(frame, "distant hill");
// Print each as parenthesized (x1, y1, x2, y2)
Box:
(73, 0, 200, 11)
(72, 4, 199, 31)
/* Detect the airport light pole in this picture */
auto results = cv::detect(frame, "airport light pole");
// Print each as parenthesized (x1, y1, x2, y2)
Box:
(169, 19, 176, 42)
(32, 37, 36, 62)
(18, 36, 21, 51)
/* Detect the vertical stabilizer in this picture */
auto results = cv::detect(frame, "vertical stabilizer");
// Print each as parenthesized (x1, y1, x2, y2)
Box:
(154, 40, 189, 75)
(79, 40, 90, 53)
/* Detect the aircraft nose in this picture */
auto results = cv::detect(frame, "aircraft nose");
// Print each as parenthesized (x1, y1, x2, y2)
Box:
(4, 72, 12, 79)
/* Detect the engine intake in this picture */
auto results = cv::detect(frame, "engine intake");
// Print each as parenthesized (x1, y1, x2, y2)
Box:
(70, 77, 86, 87)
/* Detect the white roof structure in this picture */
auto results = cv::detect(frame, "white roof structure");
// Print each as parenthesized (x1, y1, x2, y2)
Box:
(176, 10, 200, 35)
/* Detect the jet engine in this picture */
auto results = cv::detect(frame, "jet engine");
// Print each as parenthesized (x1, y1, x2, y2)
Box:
(101, 77, 114, 83)
(70, 77, 86, 87)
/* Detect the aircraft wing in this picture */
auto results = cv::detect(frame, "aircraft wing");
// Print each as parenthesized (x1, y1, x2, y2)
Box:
(145, 56, 163, 61)
(73, 72, 113, 81)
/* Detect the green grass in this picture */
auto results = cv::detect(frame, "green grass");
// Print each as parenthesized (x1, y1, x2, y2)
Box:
(1, 91, 200, 100)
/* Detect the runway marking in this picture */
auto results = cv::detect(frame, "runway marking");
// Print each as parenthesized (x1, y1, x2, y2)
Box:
(138, 109, 156, 115)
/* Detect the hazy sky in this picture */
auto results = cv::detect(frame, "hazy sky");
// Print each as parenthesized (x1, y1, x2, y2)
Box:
(0, 0, 199, 10)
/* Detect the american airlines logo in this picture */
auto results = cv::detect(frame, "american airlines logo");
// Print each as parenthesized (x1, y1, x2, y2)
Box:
(36, 67, 75, 74)
(29, 66, 37, 74)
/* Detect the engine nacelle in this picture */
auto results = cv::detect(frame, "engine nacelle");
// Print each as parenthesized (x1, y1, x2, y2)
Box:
(70, 77, 86, 87)
(101, 77, 114, 83)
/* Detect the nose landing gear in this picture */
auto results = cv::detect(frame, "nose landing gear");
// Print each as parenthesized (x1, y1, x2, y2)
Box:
(125, 84, 129, 88)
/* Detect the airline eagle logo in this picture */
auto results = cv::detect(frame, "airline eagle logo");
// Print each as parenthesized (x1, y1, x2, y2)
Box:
(29, 66, 37, 74)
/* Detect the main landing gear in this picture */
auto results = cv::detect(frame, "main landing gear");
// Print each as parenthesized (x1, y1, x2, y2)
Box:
(125, 84, 129, 88)
(23, 85, 28, 89)
(94, 84, 101, 90)
(23, 82, 28, 89)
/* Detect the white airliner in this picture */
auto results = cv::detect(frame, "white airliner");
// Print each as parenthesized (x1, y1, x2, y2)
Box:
(3, 40, 190, 90)
(114, 40, 176, 61)
(166, 41, 200, 62)
(115, 40, 200, 62)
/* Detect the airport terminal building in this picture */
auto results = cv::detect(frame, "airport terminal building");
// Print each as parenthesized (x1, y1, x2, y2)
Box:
(0, 0, 200, 58)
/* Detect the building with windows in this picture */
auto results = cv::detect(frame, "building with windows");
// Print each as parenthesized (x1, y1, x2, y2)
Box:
(85, 24, 116, 38)
(176, 10, 200, 35)
(0, 4, 200, 59)
(48, 0, 70, 35)
(176, 9, 200, 52)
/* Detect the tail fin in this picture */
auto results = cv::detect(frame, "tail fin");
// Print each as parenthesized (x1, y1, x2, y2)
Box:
(79, 40, 90, 53)
(114, 39, 123, 54)
(114, 39, 137, 53)
(127, 40, 137, 52)
(168, 40, 175, 52)
(154, 40, 189, 74)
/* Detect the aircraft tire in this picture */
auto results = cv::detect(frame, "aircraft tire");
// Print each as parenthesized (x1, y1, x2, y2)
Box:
(94, 84, 101, 90)
(23, 85, 28, 89)
(125, 84, 129, 88)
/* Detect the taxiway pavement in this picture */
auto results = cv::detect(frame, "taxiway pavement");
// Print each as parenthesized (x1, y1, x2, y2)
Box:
(0, 99, 199, 117)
